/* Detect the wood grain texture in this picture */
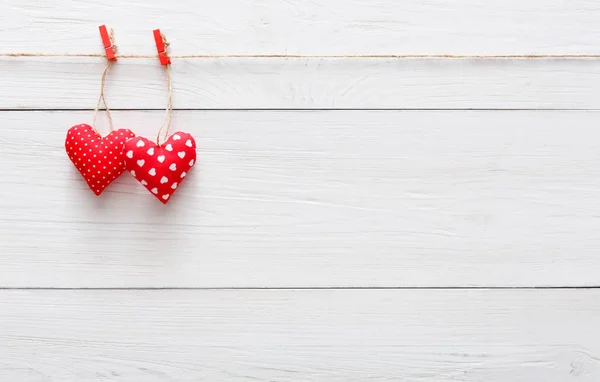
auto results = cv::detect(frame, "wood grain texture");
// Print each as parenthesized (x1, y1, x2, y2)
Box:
(1, 289, 600, 381)
(2, 110, 600, 288)
(2, 0, 600, 55)
(1, 58, 600, 109)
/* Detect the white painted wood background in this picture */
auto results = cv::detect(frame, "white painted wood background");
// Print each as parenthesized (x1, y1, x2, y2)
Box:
(1, 0, 600, 380)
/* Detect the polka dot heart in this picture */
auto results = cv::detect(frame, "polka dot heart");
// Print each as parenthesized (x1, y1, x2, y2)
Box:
(65, 124, 135, 195)
(123, 132, 197, 204)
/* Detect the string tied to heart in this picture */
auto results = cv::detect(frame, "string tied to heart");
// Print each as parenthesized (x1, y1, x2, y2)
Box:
(155, 32, 173, 145)
(91, 27, 117, 136)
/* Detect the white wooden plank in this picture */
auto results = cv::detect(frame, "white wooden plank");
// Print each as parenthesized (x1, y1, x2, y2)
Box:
(1, 289, 599, 381)
(1, 110, 600, 288)
(2, 0, 600, 55)
(2, 58, 600, 109)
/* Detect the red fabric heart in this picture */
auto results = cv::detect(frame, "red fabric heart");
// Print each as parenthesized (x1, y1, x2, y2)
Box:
(65, 124, 135, 195)
(123, 132, 197, 204)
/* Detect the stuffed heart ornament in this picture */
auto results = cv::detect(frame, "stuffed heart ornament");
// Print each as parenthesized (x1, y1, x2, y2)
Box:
(124, 132, 197, 204)
(65, 124, 136, 195)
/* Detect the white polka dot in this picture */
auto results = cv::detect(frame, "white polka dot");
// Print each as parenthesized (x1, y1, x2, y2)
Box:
(136, 140, 145, 148)
(165, 144, 173, 151)
(169, 163, 177, 171)
(189, 159, 194, 166)
(137, 159, 145, 167)
(160, 176, 168, 184)
(180, 172, 187, 178)
(151, 188, 158, 194)
(157, 155, 165, 163)
(141, 180, 148, 186)
(147, 148, 155, 156)
(83, 153, 86, 156)
(177, 151, 186, 159)
(77, 132, 80, 135)
(185, 139, 193, 147)
(162, 194, 170, 200)
(126, 150, 133, 158)
(173, 134, 181, 140)
(149, 168, 156, 176)
(171, 182, 178, 189)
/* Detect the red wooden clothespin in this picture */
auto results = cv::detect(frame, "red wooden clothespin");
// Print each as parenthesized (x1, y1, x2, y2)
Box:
(153, 29, 171, 65)
(99, 25, 117, 62)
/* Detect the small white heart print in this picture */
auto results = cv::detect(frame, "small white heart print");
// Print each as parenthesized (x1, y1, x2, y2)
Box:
(130, 170, 136, 176)
(137, 159, 145, 167)
(165, 144, 173, 151)
(136, 140, 145, 148)
(162, 194, 170, 200)
(160, 176, 168, 184)
(189, 159, 195, 166)
(157, 155, 165, 163)
(151, 188, 158, 194)
(148, 168, 156, 176)
(171, 182, 178, 189)
(180, 172, 187, 178)
(126, 150, 133, 158)
(173, 134, 181, 140)
(185, 139, 192, 147)
(178, 151, 186, 159)
(141, 180, 148, 186)
(147, 148, 154, 156)
(169, 163, 177, 171)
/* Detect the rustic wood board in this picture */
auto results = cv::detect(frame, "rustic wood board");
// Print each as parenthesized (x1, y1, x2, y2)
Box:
(1, 289, 599, 381)
(1, 58, 600, 109)
(1, 110, 599, 288)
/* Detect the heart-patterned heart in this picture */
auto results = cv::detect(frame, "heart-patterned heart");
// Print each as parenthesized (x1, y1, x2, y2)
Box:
(65, 124, 136, 195)
(123, 132, 197, 204)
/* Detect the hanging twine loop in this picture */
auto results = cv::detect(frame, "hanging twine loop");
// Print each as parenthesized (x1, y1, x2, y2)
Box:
(155, 33, 173, 145)
(92, 28, 117, 136)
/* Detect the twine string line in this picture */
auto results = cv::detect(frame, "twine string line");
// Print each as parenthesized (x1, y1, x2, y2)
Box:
(91, 60, 114, 135)
(91, 28, 117, 135)
(156, 33, 173, 145)
(2, 53, 600, 59)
